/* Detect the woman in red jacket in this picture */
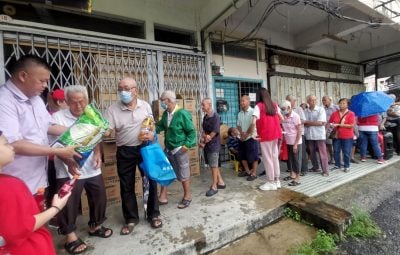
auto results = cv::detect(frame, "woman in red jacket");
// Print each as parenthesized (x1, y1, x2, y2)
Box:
(252, 88, 283, 191)
(327, 98, 355, 172)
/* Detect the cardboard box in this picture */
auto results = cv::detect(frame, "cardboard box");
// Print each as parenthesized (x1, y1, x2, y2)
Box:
(184, 99, 197, 114)
(189, 147, 199, 160)
(176, 99, 184, 108)
(190, 161, 200, 176)
(101, 142, 117, 163)
(102, 162, 118, 177)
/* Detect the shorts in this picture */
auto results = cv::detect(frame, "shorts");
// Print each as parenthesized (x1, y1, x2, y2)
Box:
(205, 152, 219, 168)
(239, 138, 259, 163)
(166, 148, 190, 181)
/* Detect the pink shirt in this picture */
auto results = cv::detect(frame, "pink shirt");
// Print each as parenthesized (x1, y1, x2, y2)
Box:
(282, 111, 302, 145)
(0, 80, 53, 194)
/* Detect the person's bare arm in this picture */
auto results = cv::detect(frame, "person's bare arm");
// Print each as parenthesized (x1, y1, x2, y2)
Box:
(47, 124, 68, 136)
(12, 140, 81, 159)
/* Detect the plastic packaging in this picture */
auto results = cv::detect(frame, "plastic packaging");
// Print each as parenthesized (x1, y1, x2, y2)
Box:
(58, 175, 79, 198)
(34, 187, 46, 212)
(139, 116, 154, 146)
(52, 104, 109, 167)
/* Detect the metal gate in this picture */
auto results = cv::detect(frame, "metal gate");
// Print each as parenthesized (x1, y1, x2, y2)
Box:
(213, 77, 262, 161)
(0, 25, 208, 115)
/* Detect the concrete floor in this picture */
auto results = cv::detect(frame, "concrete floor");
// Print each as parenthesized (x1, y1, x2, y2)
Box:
(50, 155, 400, 255)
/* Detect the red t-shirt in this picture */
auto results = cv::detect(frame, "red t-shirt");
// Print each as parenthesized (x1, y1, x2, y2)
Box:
(0, 174, 56, 255)
(328, 110, 355, 139)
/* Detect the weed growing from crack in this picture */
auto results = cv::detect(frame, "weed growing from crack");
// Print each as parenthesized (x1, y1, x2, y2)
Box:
(345, 207, 381, 239)
(290, 230, 338, 255)
(284, 207, 313, 226)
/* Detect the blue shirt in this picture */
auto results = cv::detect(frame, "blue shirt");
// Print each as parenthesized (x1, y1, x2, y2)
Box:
(227, 136, 240, 151)
(202, 112, 220, 153)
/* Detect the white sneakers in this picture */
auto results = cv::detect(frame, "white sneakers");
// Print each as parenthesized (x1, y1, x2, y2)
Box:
(275, 180, 281, 189)
(259, 182, 277, 191)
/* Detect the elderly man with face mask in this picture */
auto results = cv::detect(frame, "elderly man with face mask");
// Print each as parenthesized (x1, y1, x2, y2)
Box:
(155, 90, 196, 207)
(105, 77, 162, 235)
(53, 85, 113, 254)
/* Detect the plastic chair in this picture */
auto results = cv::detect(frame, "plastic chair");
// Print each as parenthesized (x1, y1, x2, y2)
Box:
(229, 151, 240, 173)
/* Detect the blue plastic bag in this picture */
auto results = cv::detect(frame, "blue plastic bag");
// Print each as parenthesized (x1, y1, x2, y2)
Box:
(139, 142, 176, 186)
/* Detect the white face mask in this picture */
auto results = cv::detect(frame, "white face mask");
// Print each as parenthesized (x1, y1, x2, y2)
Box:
(119, 91, 133, 104)
(160, 101, 168, 110)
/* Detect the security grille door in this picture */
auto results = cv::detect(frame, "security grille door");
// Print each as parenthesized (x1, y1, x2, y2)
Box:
(214, 80, 239, 128)
(0, 29, 208, 114)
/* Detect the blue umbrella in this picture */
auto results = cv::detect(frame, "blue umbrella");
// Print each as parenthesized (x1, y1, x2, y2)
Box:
(349, 91, 394, 117)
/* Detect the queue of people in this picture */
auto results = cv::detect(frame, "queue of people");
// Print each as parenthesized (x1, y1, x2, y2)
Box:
(0, 54, 391, 254)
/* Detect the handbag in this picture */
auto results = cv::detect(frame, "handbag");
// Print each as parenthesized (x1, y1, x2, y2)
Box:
(328, 111, 349, 140)
(139, 139, 176, 187)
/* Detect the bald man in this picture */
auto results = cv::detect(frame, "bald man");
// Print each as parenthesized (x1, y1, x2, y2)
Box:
(105, 77, 162, 234)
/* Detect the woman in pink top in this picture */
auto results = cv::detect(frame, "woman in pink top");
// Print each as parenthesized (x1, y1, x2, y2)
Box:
(280, 101, 302, 186)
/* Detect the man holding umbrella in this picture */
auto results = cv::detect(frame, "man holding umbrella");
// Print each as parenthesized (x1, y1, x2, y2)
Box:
(350, 91, 394, 164)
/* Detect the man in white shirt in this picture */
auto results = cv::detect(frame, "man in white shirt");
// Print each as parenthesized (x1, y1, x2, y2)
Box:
(53, 85, 112, 254)
(304, 95, 329, 176)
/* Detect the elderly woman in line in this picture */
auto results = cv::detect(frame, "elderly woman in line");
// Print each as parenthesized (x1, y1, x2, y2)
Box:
(280, 101, 302, 186)
(327, 98, 355, 172)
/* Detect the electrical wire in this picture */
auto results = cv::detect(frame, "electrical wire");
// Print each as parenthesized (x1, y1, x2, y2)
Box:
(223, 0, 398, 45)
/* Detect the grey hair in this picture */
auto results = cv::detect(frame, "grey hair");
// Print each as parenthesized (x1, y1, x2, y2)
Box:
(306, 94, 316, 102)
(161, 90, 176, 103)
(322, 95, 332, 101)
(202, 97, 212, 105)
(280, 100, 291, 109)
(64, 85, 89, 100)
(286, 95, 294, 101)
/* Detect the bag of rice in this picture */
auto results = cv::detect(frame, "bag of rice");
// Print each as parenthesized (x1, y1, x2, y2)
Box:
(52, 104, 109, 167)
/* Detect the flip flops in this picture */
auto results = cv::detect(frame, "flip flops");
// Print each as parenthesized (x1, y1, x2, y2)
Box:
(283, 176, 294, 181)
(158, 200, 168, 205)
(288, 180, 301, 186)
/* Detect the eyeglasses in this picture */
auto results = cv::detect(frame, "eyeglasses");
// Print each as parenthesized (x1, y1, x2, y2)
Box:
(118, 87, 137, 92)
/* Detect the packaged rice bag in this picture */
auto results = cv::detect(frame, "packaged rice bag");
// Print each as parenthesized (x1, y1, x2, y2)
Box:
(52, 104, 109, 167)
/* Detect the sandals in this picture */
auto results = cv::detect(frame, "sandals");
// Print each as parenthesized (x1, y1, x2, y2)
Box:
(246, 175, 257, 181)
(64, 238, 87, 254)
(158, 200, 168, 205)
(288, 180, 301, 186)
(148, 217, 163, 229)
(283, 176, 294, 181)
(88, 226, 113, 238)
(177, 198, 192, 209)
(120, 223, 136, 235)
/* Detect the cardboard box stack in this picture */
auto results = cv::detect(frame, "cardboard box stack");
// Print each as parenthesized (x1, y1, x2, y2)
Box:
(184, 99, 201, 176)
(81, 140, 144, 215)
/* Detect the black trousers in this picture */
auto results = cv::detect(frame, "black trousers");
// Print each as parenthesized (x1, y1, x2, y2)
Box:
(301, 135, 308, 173)
(56, 174, 107, 235)
(116, 145, 160, 224)
(45, 159, 57, 208)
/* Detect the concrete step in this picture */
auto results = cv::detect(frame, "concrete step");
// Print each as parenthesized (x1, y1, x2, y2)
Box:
(52, 155, 400, 254)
